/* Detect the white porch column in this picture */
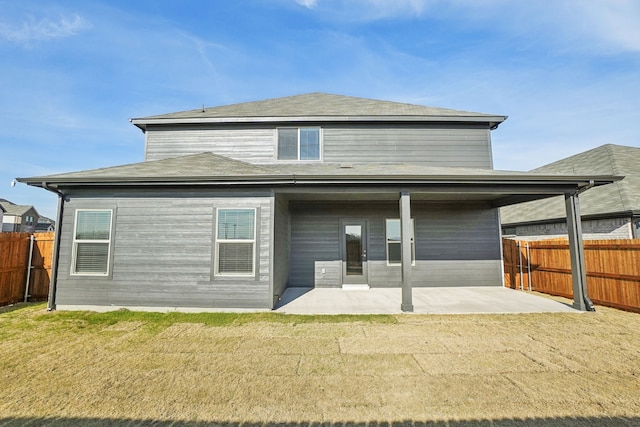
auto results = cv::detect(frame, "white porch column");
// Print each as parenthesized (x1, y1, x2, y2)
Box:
(400, 191, 414, 312)
(565, 191, 594, 311)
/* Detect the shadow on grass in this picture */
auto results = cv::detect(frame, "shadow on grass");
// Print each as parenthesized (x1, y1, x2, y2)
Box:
(0, 417, 637, 426)
(0, 302, 38, 314)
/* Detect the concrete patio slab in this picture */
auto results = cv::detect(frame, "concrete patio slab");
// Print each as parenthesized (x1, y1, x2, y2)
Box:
(274, 286, 579, 314)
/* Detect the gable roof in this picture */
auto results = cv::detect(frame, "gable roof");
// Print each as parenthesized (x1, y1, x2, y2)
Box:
(501, 144, 640, 225)
(131, 93, 507, 129)
(0, 200, 38, 217)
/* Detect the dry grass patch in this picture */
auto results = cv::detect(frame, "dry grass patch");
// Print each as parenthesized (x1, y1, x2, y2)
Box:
(0, 301, 639, 425)
(148, 335, 243, 354)
(339, 335, 449, 354)
(298, 354, 423, 376)
(414, 350, 547, 375)
(237, 336, 340, 354)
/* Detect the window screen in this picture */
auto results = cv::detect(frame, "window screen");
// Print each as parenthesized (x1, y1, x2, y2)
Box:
(277, 128, 298, 160)
(299, 128, 320, 160)
(216, 209, 256, 275)
(386, 218, 415, 265)
(73, 210, 112, 275)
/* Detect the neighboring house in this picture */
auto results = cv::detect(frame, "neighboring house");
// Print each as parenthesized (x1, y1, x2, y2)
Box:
(18, 93, 617, 312)
(35, 217, 56, 232)
(0, 204, 4, 228)
(501, 144, 640, 240)
(0, 200, 40, 233)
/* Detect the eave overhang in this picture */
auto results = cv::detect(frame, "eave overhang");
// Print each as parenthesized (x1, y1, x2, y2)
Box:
(502, 209, 640, 227)
(130, 115, 508, 132)
(17, 174, 620, 209)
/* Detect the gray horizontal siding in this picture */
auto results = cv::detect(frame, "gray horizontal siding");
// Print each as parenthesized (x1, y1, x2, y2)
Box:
(289, 205, 341, 287)
(272, 196, 290, 302)
(145, 125, 276, 162)
(413, 203, 501, 260)
(313, 261, 342, 287)
(143, 123, 492, 168)
(322, 124, 491, 168)
(412, 260, 502, 287)
(288, 201, 501, 288)
(55, 189, 273, 310)
(368, 260, 502, 287)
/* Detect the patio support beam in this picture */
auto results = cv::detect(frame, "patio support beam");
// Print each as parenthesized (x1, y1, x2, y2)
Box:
(565, 191, 595, 311)
(400, 191, 414, 312)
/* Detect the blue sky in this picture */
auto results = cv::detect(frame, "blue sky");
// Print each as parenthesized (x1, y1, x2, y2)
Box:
(1, 0, 639, 219)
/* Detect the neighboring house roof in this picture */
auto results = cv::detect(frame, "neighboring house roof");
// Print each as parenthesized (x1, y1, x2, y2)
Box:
(501, 144, 640, 225)
(131, 93, 507, 129)
(0, 200, 38, 217)
(17, 152, 619, 207)
(35, 216, 55, 231)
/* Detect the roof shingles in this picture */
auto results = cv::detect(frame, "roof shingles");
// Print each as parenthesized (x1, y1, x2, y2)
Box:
(133, 92, 505, 122)
(17, 151, 616, 185)
(501, 144, 639, 224)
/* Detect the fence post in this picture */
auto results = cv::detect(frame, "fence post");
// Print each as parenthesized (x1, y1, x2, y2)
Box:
(518, 240, 523, 290)
(526, 242, 532, 291)
(23, 234, 35, 303)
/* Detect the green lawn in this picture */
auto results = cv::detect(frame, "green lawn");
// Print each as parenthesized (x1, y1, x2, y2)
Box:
(0, 299, 639, 426)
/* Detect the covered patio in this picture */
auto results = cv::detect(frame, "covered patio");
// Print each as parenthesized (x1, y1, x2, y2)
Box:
(275, 167, 620, 313)
(275, 286, 578, 314)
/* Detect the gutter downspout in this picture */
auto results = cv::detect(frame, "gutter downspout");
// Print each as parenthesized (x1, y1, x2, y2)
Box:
(577, 180, 595, 196)
(42, 182, 65, 311)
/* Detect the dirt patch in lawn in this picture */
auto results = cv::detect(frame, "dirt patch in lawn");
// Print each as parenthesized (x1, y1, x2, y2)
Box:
(0, 299, 638, 426)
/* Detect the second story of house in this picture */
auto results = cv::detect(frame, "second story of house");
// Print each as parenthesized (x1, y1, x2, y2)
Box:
(131, 93, 507, 169)
(0, 199, 40, 233)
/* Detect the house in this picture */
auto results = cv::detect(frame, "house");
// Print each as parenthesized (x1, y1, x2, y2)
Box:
(17, 93, 618, 312)
(35, 217, 56, 232)
(0, 204, 4, 228)
(501, 144, 640, 240)
(0, 199, 40, 233)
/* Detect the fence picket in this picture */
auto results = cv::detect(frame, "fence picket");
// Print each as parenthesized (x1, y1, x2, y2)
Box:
(503, 238, 640, 313)
(0, 232, 54, 306)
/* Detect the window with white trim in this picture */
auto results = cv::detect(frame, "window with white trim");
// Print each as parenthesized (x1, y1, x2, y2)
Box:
(386, 218, 415, 265)
(277, 127, 320, 160)
(72, 210, 113, 275)
(215, 209, 256, 276)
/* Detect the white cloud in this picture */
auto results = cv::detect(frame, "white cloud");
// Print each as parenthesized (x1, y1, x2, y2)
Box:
(295, 0, 318, 9)
(574, 0, 640, 52)
(0, 14, 90, 44)
(297, 0, 432, 21)
(301, 0, 640, 53)
(446, 0, 640, 54)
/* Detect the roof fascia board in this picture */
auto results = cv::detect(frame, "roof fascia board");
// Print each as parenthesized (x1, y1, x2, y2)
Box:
(502, 210, 638, 227)
(19, 177, 616, 195)
(17, 172, 619, 185)
(131, 115, 507, 127)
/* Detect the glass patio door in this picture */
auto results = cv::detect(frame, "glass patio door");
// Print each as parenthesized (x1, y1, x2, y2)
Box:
(341, 219, 368, 285)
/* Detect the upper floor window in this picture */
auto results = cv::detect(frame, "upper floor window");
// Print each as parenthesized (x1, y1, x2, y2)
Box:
(277, 127, 321, 160)
(72, 209, 113, 276)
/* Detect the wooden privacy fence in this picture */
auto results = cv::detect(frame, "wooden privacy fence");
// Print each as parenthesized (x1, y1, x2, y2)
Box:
(503, 238, 640, 313)
(0, 232, 54, 306)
